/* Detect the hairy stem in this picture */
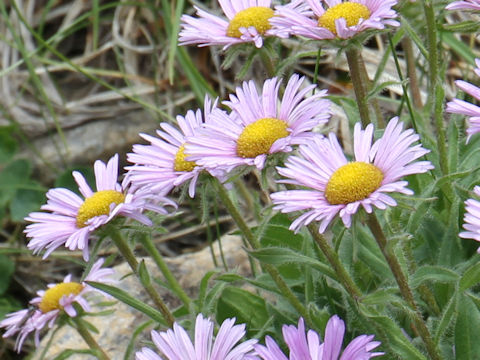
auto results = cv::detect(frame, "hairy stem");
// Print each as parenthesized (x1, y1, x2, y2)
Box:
(108, 225, 175, 327)
(139, 233, 193, 311)
(213, 178, 310, 324)
(345, 47, 372, 127)
(72, 317, 110, 360)
(307, 223, 362, 300)
(366, 213, 443, 360)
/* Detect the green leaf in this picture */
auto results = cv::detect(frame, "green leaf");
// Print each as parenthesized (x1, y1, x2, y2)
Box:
(459, 262, 480, 292)
(434, 293, 457, 345)
(455, 295, 480, 359)
(216, 287, 269, 335)
(0, 127, 17, 163)
(442, 31, 476, 66)
(0, 254, 15, 295)
(361, 288, 402, 307)
(10, 187, 45, 222)
(137, 259, 151, 287)
(52, 349, 102, 360)
(410, 265, 459, 289)
(54, 166, 96, 194)
(249, 247, 336, 280)
(0, 159, 31, 204)
(360, 306, 427, 360)
(86, 281, 167, 325)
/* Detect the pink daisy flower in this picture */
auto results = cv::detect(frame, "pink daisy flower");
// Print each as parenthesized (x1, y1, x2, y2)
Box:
(25, 154, 176, 260)
(255, 316, 383, 360)
(271, 0, 399, 40)
(459, 186, 480, 252)
(446, 59, 480, 142)
(446, 0, 480, 10)
(185, 74, 331, 173)
(0, 258, 114, 352)
(135, 313, 258, 360)
(126, 98, 221, 198)
(179, 0, 276, 49)
(271, 118, 433, 233)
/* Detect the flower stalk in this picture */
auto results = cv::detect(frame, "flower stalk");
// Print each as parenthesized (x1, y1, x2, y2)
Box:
(345, 47, 372, 127)
(423, 0, 449, 177)
(307, 223, 362, 300)
(212, 178, 310, 324)
(138, 233, 193, 311)
(366, 213, 442, 360)
(107, 225, 175, 327)
(72, 317, 110, 360)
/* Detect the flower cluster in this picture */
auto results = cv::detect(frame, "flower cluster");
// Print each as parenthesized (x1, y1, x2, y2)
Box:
(180, 0, 399, 48)
(0, 259, 114, 352)
(135, 314, 383, 360)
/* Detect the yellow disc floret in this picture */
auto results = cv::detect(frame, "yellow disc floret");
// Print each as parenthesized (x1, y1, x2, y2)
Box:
(227, 7, 274, 38)
(325, 162, 383, 205)
(236, 118, 289, 158)
(318, 2, 371, 34)
(174, 144, 196, 172)
(39, 282, 84, 313)
(76, 190, 126, 228)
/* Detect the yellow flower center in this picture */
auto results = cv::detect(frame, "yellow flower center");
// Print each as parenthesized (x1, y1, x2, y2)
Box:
(318, 2, 371, 34)
(226, 6, 274, 38)
(236, 118, 289, 158)
(39, 282, 84, 313)
(76, 190, 126, 228)
(174, 144, 196, 172)
(325, 162, 383, 205)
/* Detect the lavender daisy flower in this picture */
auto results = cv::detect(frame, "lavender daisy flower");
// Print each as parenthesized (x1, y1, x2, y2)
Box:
(271, 118, 433, 233)
(179, 0, 276, 49)
(459, 186, 480, 252)
(446, 59, 480, 142)
(255, 316, 383, 360)
(271, 0, 399, 40)
(0, 258, 114, 352)
(126, 98, 219, 198)
(135, 313, 257, 360)
(25, 154, 175, 260)
(186, 74, 331, 173)
(446, 0, 480, 10)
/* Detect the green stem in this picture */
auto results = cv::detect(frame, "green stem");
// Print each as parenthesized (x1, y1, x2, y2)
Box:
(108, 225, 175, 327)
(306, 223, 362, 300)
(402, 37, 423, 110)
(213, 178, 310, 324)
(72, 317, 110, 360)
(259, 47, 275, 78)
(345, 47, 371, 127)
(423, 0, 449, 178)
(366, 213, 442, 360)
(313, 48, 322, 90)
(423, 0, 438, 107)
(139, 233, 193, 311)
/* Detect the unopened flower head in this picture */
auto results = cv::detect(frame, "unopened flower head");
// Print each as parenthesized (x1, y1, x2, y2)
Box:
(271, 0, 399, 41)
(254, 316, 383, 360)
(135, 313, 257, 360)
(179, 0, 276, 49)
(0, 259, 114, 352)
(25, 154, 176, 260)
(446, 58, 480, 142)
(459, 186, 480, 252)
(186, 74, 331, 173)
(446, 0, 480, 11)
(126, 97, 220, 198)
(271, 118, 433, 233)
